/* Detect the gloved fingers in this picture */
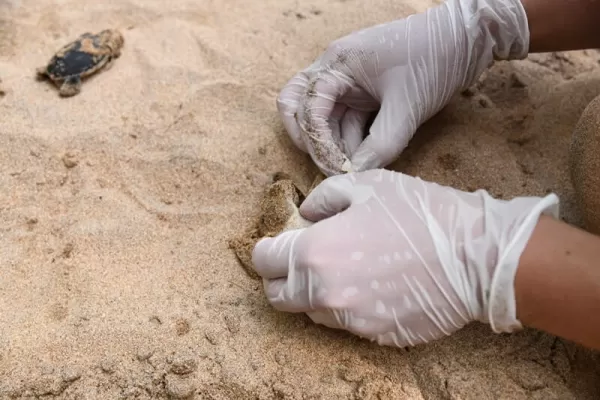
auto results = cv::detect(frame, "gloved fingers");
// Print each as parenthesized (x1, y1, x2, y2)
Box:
(307, 307, 404, 346)
(306, 309, 343, 330)
(251, 229, 303, 280)
(299, 174, 355, 221)
(263, 277, 314, 313)
(328, 103, 348, 154)
(296, 70, 354, 176)
(340, 108, 371, 157)
(276, 71, 310, 153)
(350, 95, 416, 172)
(339, 85, 380, 112)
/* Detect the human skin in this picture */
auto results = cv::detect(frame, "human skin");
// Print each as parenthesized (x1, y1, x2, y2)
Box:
(523, 0, 600, 52)
(515, 216, 600, 350)
(512, 0, 600, 351)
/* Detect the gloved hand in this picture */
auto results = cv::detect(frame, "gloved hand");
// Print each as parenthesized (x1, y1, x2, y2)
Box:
(276, 0, 530, 176)
(252, 169, 559, 347)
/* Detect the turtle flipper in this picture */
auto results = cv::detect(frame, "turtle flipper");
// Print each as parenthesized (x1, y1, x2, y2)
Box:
(59, 75, 82, 97)
(103, 57, 115, 71)
(35, 66, 47, 80)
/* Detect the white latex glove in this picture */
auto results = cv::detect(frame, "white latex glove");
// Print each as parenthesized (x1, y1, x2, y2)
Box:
(252, 169, 559, 347)
(276, 0, 530, 176)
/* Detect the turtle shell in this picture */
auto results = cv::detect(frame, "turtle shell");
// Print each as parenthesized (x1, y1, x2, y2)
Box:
(43, 33, 112, 80)
(45, 52, 110, 80)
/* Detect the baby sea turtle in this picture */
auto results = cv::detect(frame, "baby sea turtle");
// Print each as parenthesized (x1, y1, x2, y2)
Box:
(36, 29, 124, 97)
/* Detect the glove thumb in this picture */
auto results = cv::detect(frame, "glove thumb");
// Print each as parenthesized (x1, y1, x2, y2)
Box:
(299, 175, 354, 221)
(350, 96, 416, 171)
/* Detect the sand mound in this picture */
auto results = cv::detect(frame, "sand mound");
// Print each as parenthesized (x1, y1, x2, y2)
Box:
(0, 0, 600, 398)
(228, 172, 322, 280)
(570, 93, 600, 235)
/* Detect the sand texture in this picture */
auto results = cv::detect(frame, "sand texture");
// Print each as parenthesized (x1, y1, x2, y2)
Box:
(1, 0, 600, 398)
(570, 93, 600, 235)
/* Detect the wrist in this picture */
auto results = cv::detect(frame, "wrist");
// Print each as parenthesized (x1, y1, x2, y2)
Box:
(481, 192, 560, 332)
(515, 215, 600, 350)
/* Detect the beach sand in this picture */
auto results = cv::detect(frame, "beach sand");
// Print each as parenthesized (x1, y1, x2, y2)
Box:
(1, 0, 600, 398)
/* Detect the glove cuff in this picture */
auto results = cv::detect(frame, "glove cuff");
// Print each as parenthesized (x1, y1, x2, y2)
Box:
(486, 193, 560, 333)
(455, 0, 530, 86)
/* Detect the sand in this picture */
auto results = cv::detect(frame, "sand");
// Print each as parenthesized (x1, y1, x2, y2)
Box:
(570, 93, 600, 235)
(1, 0, 600, 398)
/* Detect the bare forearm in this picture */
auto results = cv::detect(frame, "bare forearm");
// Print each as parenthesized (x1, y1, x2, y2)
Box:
(515, 215, 600, 350)
(522, 0, 600, 52)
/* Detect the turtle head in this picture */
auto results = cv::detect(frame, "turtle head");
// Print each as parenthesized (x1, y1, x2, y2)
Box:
(100, 29, 124, 53)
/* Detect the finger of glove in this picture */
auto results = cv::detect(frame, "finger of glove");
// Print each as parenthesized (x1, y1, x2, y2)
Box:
(328, 103, 348, 154)
(341, 109, 371, 157)
(299, 174, 355, 221)
(252, 229, 303, 280)
(350, 95, 416, 172)
(276, 72, 311, 153)
(296, 71, 353, 176)
(339, 85, 380, 112)
(263, 277, 314, 313)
